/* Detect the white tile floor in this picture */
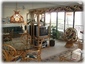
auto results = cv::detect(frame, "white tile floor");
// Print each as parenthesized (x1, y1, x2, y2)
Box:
(41, 40, 78, 60)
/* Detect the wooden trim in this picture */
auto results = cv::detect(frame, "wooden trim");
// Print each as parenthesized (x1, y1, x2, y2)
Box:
(29, 4, 83, 14)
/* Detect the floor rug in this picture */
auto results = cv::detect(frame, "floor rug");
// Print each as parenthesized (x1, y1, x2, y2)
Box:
(41, 50, 83, 62)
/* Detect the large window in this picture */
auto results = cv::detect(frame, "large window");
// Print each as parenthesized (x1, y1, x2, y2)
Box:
(45, 13, 50, 24)
(74, 12, 83, 39)
(65, 12, 73, 29)
(34, 14, 37, 22)
(37, 11, 83, 40)
(58, 12, 64, 32)
(51, 12, 57, 26)
(39, 14, 41, 21)
(39, 14, 45, 21)
(41, 14, 45, 22)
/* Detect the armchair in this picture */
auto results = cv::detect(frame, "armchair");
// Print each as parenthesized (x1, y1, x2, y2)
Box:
(24, 44, 42, 62)
(2, 44, 22, 62)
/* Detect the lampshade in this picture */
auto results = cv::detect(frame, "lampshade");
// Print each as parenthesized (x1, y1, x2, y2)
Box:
(10, 10, 24, 23)
(10, 3, 24, 23)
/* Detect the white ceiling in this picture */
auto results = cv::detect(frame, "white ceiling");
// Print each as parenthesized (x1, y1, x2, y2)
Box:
(3, 2, 81, 10)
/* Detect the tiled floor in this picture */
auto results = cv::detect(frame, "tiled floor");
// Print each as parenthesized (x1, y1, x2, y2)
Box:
(3, 38, 78, 60)
(41, 40, 78, 60)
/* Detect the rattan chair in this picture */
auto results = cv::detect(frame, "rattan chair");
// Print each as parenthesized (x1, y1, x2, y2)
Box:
(2, 44, 22, 62)
(24, 44, 42, 62)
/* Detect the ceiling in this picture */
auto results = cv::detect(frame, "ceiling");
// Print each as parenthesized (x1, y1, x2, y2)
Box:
(3, 2, 82, 10)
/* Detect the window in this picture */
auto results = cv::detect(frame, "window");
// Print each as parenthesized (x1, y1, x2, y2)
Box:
(74, 12, 83, 39)
(41, 14, 45, 22)
(39, 14, 45, 26)
(65, 12, 73, 29)
(34, 14, 37, 22)
(45, 13, 50, 24)
(39, 14, 42, 21)
(51, 12, 57, 26)
(58, 12, 64, 32)
(45, 13, 51, 27)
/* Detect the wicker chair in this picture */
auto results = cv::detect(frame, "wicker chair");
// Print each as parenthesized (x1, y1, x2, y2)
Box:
(24, 44, 42, 62)
(2, 44, 22, 62)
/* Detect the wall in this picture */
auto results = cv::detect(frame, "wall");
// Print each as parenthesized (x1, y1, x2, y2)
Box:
(2, 7, 30, 31)
(2, 7, 28, 21)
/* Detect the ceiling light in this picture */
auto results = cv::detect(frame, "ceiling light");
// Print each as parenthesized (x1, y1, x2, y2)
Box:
(10, 2, 24, 23)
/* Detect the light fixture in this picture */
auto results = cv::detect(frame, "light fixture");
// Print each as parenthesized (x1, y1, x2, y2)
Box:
(10, 2, 24, 23)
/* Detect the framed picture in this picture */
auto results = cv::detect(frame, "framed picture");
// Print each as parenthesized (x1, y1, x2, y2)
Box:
(2, 17, 10, 24)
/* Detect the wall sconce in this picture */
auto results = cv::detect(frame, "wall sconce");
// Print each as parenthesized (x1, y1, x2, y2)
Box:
(10, 3, 24, 23)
